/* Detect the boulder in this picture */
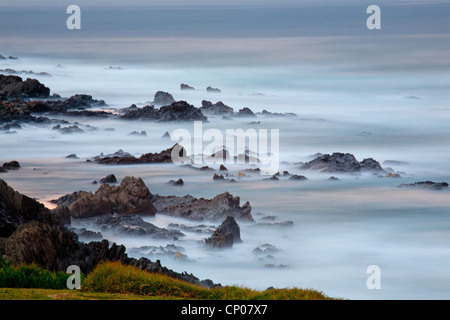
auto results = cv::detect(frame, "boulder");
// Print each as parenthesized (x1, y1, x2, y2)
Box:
(2, 161, 20, 171)
(205, 216, 242, 248)
(0, 75, 50, 99)
(152, 91, 175, 106)
(206, 86, 221, 93)
(56, 176, 157, 218)
(289, 174, 308, 181)
(100, 174, 118, 184)
(158, 101, 207, 122)
(200, 100, 234, 115)
(236, 107, 257, 118)
(180, 84, 195, 90)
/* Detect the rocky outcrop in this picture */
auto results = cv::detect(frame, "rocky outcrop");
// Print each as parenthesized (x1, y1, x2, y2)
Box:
(0, 179, 218, 287)
(0, 179, 70, 237)
(92, 144, 185, 165)
(151, 191, 253, 222)
(152, 91, 175, 106)
(180, 84, 195, 91)
(100, 174, 118, 184)
(2, 161, 20, 171)
(93, 214, 184, 239)
(236, 107, 257, 118)
(0, 75, 50, 100)
(206, 86, 221, 93)
(205, 216, 242, 248)
(300, 153, 385, 173)
(200, 100, 234, 115)
(399, 181, 449, 190)
(158, 101, 207, 122)
(54, 176, 157, 218)
(120, 101, 207, 122)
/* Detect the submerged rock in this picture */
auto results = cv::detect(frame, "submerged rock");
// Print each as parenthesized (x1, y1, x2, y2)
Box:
(2, 161, 20, 171)
(200, 100, 234, 115)
(93, 214, 184, 239)
(399, 181, 449, 190)
(180, 83, 195, 91)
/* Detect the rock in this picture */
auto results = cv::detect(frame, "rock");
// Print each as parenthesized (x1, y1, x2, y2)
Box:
(383, 160, 410, 166)
(399, 181, 449, 190)
(257, 110, 297, 117)
(100, 174, 118, 184)
(93, 144, 185, 165)
(180, 84, 195, 90)
(385, 173, 401, 178)
(128, 130, 147, 137)
(120, 105, 158, 120)
(360, 158, 385, 172)
(161, 131, 171, 139)
(152, 191, 253, 222)
(56, 176, 157, 218)
(0, 179, 70, 237)
(236, 107, 257, 118)
(93, 214, 184, 239)
(44, 94, 106, 112)
(0, 75, 50, 99)
(263, 175, 279, 181)
(328, 176, 339, 181)
(213, 174, 225, 181)
(152, 91, 175, 106)
(65, 154, 79, 159)
(168, 178, 184, 186)
(253, 244, 281, 255)
(158, 101, 207, 122)
(289, 174, 308, 181)
(77, 228, 103, 241)
(200, 100, 234, 115)
(206, 86, 221, 93)
(205, 216, 242, 248)
(2, 161, 20, 171)
(128, 244, 188, 261)
(52, 125, 84, 134)
(219, 164, 228, 171)
(301, 153, 385, 173)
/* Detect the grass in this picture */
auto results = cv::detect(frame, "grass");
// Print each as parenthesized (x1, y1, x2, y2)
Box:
(0, 259, 335, 300)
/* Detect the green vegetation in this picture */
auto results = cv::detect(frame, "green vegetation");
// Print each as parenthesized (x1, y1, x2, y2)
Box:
(0, 256, 73, 290)
(0, 258, 334, 300)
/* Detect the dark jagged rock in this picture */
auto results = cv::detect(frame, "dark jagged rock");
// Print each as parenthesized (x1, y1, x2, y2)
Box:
(128, 130, 147, 137)
(213, 174, 225, 181)
(300, 153, 385, 173)
(52, 124, 84, 134)
(168, 178, 184, 186)
(76, 228, 103, 241)
(0, 100, 52, 124)
(93, 144, 185, 165)
(0, 179, 70, 238)
(55, 176, 157, 218)
(100, 174, 118, 184)
(2, 161, 20, 171)
(162, 131, 171, 139)
(65, 154, 79, 159)
(253, 244, 281, 255)
(152, 91, 175, 106)
(328, 176, 339, 181)
(206, 86, 221, 93)
(219, 164, 228, 171)
(158, 101, 207, 122)
(180, 84, 195, 91)
(257, 110, 297, 117)
(289, 174, 308, 181)
(120, 101, 207, 122)
(44, 94, 106, 113)
(0, 69, 51, 77)
(399, 181, 449, 190)
(93, 214, 184, 239)
(200, 100, 234, 115)
(152, 192, 253, 222)
(205, 216, 242, 248)
(236, 107, 257, 118)
(0, 75, 50, 100)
